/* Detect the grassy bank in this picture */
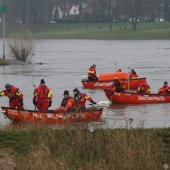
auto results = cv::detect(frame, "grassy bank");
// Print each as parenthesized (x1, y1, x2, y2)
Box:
(0, 22, 170, 39)
(0, 127, 169, 170)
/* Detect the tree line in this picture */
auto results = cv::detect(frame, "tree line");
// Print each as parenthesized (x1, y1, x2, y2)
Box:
(1, 0, 170, 27)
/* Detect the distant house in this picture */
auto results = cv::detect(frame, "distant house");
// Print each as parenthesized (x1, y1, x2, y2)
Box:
(69, 5, 79, 16)
(69, 3, 88, 19)
(51, 2, 88, 22)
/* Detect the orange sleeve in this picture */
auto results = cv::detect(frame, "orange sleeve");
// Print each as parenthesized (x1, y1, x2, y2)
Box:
(54, 106, 66, 113)
(85, 95, 92, 102)
(65, 98, 74, 109)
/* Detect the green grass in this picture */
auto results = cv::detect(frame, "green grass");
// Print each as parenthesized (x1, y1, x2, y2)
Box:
(0, 22, 170, 39)
(0, 59, 9, 65)
(0, 129, 37, 154)
(0, 127, 169, 169)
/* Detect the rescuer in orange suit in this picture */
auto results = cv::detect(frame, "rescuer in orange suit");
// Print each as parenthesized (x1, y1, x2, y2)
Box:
(129, 69, 138, 79)
(158, 81, 170, 94)
(88, 64, 98, 81)
(0, 84, 24, 109)
(54, 90, 74, 113)
(112, 78, 126, 93)
(73, 88, 96, 111)
(33, 79, 52, 112)
(137, 82, 151, 94)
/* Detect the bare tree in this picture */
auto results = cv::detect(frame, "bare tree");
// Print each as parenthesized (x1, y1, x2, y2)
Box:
(8, 32, 34, 62)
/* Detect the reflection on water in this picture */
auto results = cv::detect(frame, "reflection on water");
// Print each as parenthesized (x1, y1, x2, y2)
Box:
(0, 39, 170, 128)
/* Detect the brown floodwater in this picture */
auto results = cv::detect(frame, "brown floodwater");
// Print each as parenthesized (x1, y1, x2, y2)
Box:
(0, 39, 170, 128)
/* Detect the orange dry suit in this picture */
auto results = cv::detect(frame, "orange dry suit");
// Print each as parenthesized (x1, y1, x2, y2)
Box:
(137, 83, 151, 94)
(158, 85, 170, 94)
(0, 86, 23, 109)
(73, 93, 96, 110)
(33, 85, 52, 112)
(54, 97, 74, 113)
(88, 65, 98, 81)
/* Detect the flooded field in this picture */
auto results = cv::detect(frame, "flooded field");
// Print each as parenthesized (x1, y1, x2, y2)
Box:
(0, 39, 170, 128)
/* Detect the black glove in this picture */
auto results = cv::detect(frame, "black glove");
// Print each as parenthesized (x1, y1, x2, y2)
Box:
(48, 101, 52, 107)
(33, 99, 36, 105)
(91, 100, 96, 105)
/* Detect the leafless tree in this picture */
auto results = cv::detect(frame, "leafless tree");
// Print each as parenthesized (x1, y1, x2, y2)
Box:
(8, 32, 34, 62)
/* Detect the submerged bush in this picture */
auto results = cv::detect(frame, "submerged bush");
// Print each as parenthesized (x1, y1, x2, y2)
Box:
(8, 32, 34, 62)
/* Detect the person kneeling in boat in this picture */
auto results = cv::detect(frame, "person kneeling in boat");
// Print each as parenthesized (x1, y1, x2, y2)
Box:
(33, 79, 53, 112)
(137, 82, 151, 94)
(54, 90, 74, 113)
(112, 78, 126, 93)
(129, 69, 138, 79)
(0, 84, 24, 110)
(88, 64, 98, 81)
(158, 81, 170, 94)
(73, 88, 96, 111)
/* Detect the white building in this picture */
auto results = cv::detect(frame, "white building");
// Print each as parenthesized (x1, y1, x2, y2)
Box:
(69, 5, 79, 16)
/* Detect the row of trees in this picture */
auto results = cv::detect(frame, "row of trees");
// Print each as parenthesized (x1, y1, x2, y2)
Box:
(1, 0, 170, 26)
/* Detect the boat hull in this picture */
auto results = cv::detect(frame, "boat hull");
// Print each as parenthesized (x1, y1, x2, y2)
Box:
(82, 78, 146, 89)
(104, 90, 170, 104)
(1, 107, 103, 124)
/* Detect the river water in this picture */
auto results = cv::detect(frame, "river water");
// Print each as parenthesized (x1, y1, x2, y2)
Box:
(0, 39, 170, 128)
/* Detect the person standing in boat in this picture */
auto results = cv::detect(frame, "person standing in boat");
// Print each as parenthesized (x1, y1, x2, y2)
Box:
(73, 88, 96, 111)
(112, 78, 126, 93)
(0, 84, 24, 110)
(137, 82, 151, 94)
(54, 90, 74, 113)
(116, 68, 122, 72)
(129, 69, 138, 79)
(33, 79, 52, 112)
(88, 64, 98, 81)
(158, 81, 170, 94)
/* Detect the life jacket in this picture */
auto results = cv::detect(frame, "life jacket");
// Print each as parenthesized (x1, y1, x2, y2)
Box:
(33, 85, 52, 101)
(0, 86, 23, 100)
(61, 97, 74, 109)
(158, 85, 170, 94)
(137, 84, 151, 94)
(88, 66, 96, 78)
(74, 93, 92, 108)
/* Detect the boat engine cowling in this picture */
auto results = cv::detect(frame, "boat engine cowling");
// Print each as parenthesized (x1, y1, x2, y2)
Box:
(81, 75, 88, 81)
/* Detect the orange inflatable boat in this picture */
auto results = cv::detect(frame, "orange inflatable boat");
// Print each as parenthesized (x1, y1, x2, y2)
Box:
(104, 90, 170, 104)
(98, 72, 128, 81)
(82, 72, 146, 89)
(1, 107, 103, 124)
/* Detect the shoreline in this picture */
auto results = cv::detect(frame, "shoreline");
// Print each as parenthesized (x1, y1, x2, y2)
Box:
(0, 22, 169, 40)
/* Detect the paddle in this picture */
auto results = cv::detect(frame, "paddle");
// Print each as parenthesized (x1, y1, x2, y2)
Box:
(89, 101, 111, 108)
(32, 76, 37, 111)
(127, 66, 131, 91)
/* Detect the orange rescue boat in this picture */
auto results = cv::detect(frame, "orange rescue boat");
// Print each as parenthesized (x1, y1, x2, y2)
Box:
(104, 90, 170, 104)
(1, 107, 103, 124)
(82, 71, 146, 89)
(82, 78, 146, 89)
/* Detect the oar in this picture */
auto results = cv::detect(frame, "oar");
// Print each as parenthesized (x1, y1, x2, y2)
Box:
(115, 57, 117, 72)
(127, 66, 131, 91)
(32, 76, 37, 111)
(96, 101, 111, 107)
(89, 101, 110, 108)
